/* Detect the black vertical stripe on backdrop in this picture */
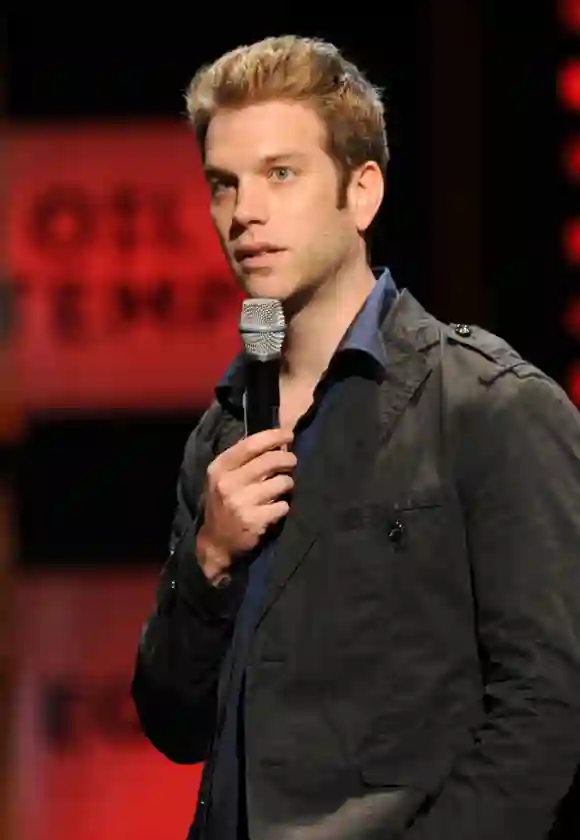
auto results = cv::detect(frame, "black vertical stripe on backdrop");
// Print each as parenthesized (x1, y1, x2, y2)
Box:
(482, 2, 561, 381)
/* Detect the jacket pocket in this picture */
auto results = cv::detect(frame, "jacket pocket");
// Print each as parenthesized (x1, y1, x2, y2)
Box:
(358, 716, 473, 794)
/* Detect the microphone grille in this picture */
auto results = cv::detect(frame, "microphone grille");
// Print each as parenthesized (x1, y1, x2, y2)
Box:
(239, 298, 286, 360)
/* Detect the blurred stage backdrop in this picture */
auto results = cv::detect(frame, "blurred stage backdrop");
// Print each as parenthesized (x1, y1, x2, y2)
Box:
(1, 4, 574, 839)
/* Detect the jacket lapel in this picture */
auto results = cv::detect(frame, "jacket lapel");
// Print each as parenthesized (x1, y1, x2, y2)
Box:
(214, 405, 245, 455)
(254, 290, 442, 628)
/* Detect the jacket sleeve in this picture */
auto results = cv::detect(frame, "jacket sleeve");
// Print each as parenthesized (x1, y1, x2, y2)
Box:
(406, 369, 580, 840)
(131, 406, 247, 764)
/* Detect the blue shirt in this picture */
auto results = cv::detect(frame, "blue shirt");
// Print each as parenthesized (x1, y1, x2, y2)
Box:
(207, 268, 398, 839)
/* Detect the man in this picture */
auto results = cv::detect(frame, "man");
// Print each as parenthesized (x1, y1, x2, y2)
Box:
(132, 36, 580, 839)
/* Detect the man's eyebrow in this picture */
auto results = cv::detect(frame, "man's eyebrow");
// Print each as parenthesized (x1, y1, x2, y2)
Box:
(203, 164, 236, 179)
(261, 152, 306, 164)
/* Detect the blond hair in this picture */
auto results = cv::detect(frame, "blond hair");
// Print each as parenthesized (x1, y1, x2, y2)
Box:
(184, 36, 389, 198)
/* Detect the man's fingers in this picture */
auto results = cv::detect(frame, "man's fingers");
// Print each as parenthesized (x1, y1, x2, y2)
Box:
(213, 428, 294, 472)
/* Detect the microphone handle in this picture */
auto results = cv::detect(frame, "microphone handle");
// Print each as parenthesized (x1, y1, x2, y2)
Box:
(243, 356, 281, 436)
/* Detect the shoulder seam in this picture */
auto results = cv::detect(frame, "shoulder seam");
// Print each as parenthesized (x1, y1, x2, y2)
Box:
(444, 324, 525, 383)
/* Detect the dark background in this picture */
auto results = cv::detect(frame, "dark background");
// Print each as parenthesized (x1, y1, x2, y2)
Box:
(6, 6, 564, 566)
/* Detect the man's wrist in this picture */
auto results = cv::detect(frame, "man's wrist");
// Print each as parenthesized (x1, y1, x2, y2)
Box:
(195, 527, 232, 588)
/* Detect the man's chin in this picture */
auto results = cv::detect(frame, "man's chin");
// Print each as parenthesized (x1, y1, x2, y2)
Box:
(238, 270, 291, 301)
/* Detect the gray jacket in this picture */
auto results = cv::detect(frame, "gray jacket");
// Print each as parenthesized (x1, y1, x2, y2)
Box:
(133, 290, 580, 839)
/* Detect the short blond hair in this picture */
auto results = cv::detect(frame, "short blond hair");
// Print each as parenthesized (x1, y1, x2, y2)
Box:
(184, 35, 389, 191)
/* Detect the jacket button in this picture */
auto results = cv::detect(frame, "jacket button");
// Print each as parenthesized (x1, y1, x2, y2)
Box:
(387, 520, 405, 543)
(454, 323, 472, 337)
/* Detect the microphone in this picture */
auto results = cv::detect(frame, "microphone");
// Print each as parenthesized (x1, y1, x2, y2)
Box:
(239, 298, 286, 436)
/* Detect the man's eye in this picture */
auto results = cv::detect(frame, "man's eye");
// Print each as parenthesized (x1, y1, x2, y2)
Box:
(209, 179, 227, 195)
(208, 176, 235, 197)
(269, 167, 294, 182)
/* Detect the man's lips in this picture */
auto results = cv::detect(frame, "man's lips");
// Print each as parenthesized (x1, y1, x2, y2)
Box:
(234, 246, 285, 265)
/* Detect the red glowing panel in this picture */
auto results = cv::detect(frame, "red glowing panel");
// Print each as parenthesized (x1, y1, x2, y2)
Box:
(559, 60, 580, 111)
(567, 360, 580, 406)
(14, 571, 204, 840)
(559, 0, 580, 30)
(563, 135, 580, 181)
(563, 293, 580, 339)
(7, 122, 244, 413)
(562, 217, 580, 263)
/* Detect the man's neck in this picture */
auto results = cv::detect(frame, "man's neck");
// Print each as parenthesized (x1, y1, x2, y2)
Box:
(280, 260, 377, 392)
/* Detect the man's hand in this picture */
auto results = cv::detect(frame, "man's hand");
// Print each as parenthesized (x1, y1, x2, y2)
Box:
(195, 428, 296, 584)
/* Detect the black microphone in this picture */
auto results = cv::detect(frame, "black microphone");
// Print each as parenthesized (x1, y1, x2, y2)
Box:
(239, 298, 286, 436)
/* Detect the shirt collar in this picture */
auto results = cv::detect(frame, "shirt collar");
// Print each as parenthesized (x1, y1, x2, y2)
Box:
(334, 266, 396, 366)
(216, 267, 398, 409)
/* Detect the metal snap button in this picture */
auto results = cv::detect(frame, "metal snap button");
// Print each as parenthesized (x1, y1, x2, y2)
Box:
(387, 520, 405, 543)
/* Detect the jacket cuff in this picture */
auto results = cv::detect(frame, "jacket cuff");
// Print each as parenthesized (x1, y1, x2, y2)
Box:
(171, 523, 247, 622)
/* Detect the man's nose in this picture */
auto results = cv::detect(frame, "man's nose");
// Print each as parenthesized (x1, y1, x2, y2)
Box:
(232, 179, 269, 227)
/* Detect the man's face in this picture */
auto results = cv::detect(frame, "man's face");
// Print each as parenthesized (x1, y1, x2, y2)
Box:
(204, 100, 365, 306)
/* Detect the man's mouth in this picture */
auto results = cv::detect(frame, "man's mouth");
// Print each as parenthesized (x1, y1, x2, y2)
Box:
(234, 245, 285, 266)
